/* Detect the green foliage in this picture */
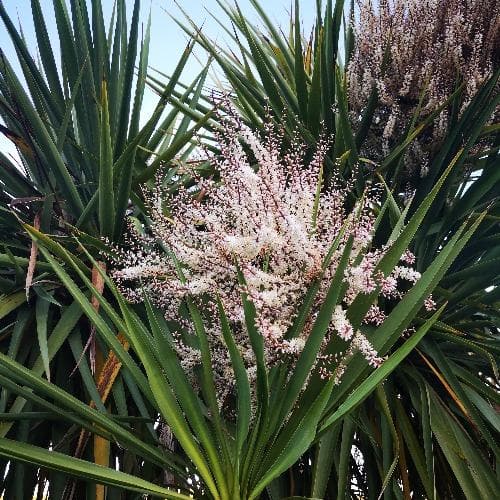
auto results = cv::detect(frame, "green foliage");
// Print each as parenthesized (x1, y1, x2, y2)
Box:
(0, 161, 484, 499)
(0, 0, 498, 498)
(168, 0, 500, 497)
(0, 0, 212, 497)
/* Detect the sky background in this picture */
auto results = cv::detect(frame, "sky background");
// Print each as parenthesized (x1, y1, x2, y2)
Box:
(0, 0, 319, 159)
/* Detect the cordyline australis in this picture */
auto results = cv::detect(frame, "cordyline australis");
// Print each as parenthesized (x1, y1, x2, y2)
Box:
(348, 0, 500, 179)
(112, 111, 432, 411)
(7, 103, 470, 499)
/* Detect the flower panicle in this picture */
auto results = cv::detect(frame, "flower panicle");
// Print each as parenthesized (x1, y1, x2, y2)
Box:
(112, 113, 428, 408)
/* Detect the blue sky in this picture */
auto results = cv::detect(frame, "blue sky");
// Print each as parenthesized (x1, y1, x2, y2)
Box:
(1, 0, 319, 82)
(0, 0, 318, 157)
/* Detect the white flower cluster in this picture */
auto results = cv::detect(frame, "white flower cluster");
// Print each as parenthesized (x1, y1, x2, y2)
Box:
(112, 114, 426, 407)
(348, 0, 499, 178)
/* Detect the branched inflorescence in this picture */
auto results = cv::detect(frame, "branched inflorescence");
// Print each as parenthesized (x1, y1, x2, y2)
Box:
(348, 0, 499, 179)
(112, 113, 428, 408)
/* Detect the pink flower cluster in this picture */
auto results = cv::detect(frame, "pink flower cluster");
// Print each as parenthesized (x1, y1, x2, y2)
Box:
(112, 115, 426, 405)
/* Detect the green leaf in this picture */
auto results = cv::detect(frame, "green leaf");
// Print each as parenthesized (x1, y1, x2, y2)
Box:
(30, 0, 64, 104)
(143, 295, 220, 456)
(67, 329, 106, 413)
(134, 107, 215, 184)
(428, 389, 498, 499)
(250, 379, 334, 499)
(320, 304, 445, 432)
(0, 352, 184, 472)
(0, 291, 25, 320)
(347, 149, 462, 331)
(217, 295, 251, 457)
(98, 80, 115, 238)
(24, 228, 154, 405)
(0, 300, 81, 437)
(310, 424, 340, 499)
(35, 296, 51, 382)
(114, 0, 140, 155)
(307, 34, 322, 136)
(186, 297, 231, 480)
(336, 416, 354, 500)
(116, 298, 221, 500)
(293, 0, 308, 121)
(56, 57, 88, 151)
(237, 267, 269, 417)
(394, 399, 435, 499)
(272, 234, 354, 433)
(0, 438, 191, 499)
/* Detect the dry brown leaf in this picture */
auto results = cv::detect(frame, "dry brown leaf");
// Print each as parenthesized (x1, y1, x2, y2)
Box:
(25, 213, 40, 300)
